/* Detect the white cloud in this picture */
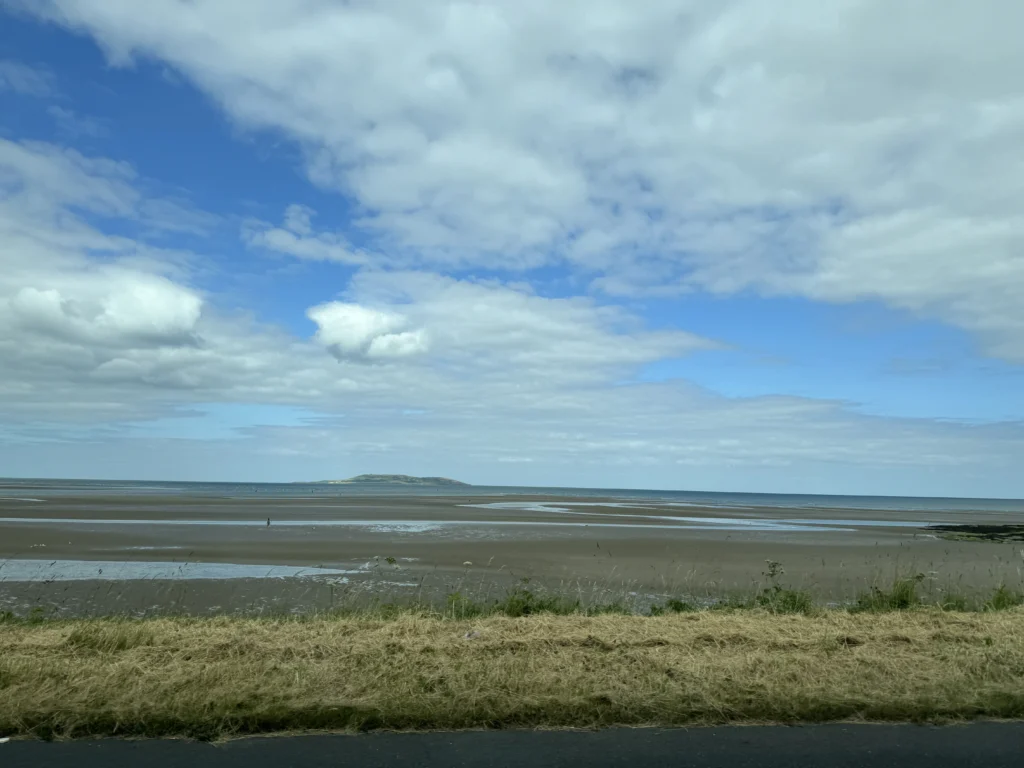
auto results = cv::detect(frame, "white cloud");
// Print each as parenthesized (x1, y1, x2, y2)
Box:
(0, 138, 710, 433)
(0, 138, 346, 421)
(6, 273, 202, 348)
(0, 138, 216, 239)
(243, 205, 372, 265)
(5, 136, 1022, 490)
(17, 0, 1024, 361)
(0, 59, 53, 96)
(0, 138, 137, 218)
(340, 271, 715, 380)
(308, 302, 427, 361)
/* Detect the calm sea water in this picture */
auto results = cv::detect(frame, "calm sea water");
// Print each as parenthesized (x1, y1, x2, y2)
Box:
(1, 477, 1022, 513)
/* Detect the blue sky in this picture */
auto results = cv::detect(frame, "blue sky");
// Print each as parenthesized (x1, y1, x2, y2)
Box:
(2, 1, 1023, 496)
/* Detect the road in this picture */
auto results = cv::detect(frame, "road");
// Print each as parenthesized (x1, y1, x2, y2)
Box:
(3, 723, 1022, 767)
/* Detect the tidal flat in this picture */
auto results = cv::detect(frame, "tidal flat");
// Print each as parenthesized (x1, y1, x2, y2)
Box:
(2, 490, 1022, 617)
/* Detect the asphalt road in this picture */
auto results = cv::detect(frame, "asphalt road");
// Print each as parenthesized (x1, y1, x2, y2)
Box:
(3, 723, 1022, 767)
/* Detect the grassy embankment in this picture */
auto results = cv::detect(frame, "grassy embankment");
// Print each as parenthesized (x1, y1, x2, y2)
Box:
(2, 572, 1024, 740)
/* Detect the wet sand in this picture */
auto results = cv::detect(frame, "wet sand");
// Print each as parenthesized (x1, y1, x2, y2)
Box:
(2, 492, 1022, 617)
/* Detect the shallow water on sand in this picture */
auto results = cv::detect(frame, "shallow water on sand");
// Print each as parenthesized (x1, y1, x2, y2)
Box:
(0, 559, 357, 581)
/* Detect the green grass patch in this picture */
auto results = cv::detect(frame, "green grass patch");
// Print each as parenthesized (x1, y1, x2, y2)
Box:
(852, 574, 926, 612)
(983, 585, 1024, 612)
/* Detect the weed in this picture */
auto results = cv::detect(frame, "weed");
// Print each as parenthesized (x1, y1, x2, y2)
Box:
(754, 561, 815, 615)
(938, 593, 970, 612)
(852, 574, 926, 612)
(584, 601, 631, 616)
(984, 585, 1024, 612)
(666, 598, 696, 613)
(759, 588, 815, 615)
(444, 592, 486, 619)
(651, 599, 697, 616)
(492, 588, 579, 617)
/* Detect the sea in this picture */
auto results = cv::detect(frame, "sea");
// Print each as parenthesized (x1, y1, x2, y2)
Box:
(2, 478, 1023, 513)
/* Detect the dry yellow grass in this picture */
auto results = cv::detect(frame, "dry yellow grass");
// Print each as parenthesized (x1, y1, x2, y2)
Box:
(2, 609, 1024, 739)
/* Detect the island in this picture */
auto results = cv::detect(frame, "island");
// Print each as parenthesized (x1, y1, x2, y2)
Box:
(308, 474, 470, 486)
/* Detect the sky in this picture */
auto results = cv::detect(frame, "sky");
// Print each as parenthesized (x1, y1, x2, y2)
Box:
(1, 1, 1023, 497)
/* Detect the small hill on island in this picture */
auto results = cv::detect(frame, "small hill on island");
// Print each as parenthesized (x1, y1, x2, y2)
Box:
(310, 474, 470, 486)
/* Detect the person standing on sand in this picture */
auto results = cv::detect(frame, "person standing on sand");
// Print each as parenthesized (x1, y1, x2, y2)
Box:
(267, 517, 270, 527)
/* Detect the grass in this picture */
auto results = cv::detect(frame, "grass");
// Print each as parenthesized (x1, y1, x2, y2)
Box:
(276, 577, 1024, 620)
(4, 567, 1024, 623)
(2, 607, 1024, 740)
(3, 560, 1024, 739)
(65, 623, 155, 652)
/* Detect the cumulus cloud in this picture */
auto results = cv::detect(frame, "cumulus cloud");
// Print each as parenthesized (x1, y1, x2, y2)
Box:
(6, 273, 202, 348)
(308, 302, 428, 361)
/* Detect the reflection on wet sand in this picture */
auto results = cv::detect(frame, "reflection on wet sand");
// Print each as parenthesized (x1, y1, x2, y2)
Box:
(0, 559, 358, 581)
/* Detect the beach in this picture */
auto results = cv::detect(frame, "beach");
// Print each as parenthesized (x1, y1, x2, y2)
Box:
(2, 485, 1022, 617)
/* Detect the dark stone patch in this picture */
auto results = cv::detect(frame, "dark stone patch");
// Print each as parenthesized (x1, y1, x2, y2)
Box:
(929, 524, 1024, 543)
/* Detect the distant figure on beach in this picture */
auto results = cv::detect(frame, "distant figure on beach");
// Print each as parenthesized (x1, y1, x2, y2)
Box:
(266, 517, 270, 527)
